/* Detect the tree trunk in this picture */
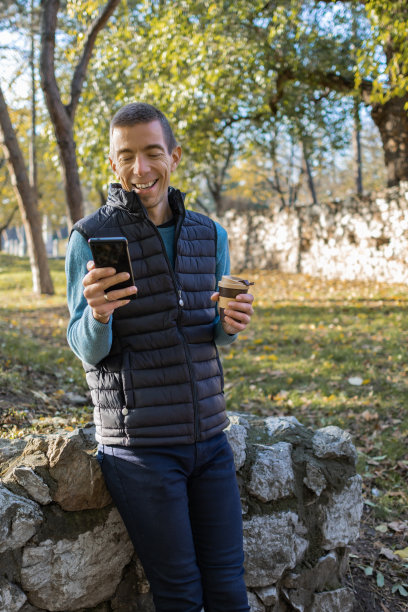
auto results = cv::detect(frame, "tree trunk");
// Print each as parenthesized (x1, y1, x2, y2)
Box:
(29, 0, 38, 192)
(57, 124, 84, 226)
(39, 0, 121, 225)
(371, 94, 408, 187)
(0, 87, 54, 294)
(353, 99, 363, 196)
(302, 141, 318, 205)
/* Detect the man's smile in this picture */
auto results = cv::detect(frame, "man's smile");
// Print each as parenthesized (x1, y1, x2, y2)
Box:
(133, 179, 158, 190)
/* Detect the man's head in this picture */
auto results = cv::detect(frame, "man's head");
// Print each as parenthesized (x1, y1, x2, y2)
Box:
(109, 102, 178, 156)
(109, 103, 181, 220)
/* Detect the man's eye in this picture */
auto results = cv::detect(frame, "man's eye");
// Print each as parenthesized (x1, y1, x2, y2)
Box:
(149, 153, 160, 158)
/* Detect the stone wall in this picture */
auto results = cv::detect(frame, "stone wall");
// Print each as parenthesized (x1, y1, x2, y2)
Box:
(220, 184, 408, 282)
(0, 415, 363, 612)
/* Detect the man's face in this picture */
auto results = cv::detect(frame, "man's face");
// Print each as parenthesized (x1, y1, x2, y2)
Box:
(109, 120, 181, 213)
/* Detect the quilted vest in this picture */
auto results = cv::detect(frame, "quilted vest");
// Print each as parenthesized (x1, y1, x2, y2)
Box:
(72, 184, 228, 446)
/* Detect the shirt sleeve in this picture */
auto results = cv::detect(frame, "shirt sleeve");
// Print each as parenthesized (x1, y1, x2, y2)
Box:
(65, 230, 113, 365)
(213, 220, 238, 347)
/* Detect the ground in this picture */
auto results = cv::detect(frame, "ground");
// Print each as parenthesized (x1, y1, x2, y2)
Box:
(0, 256, 407, 610)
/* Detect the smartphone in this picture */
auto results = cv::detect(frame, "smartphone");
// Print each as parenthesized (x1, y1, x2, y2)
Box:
(88, 237, 137, 300)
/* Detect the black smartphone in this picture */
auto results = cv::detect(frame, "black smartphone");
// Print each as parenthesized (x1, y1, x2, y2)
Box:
(88, 237, 137, 300)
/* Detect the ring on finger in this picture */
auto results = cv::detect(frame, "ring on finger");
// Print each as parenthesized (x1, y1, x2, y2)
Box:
(104, 293, 110, 302)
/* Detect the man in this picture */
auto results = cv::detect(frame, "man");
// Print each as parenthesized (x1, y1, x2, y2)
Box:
(66, 102, 254, 612)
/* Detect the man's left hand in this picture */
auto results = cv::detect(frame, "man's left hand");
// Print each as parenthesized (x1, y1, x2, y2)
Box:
(211, 292, 254, 335)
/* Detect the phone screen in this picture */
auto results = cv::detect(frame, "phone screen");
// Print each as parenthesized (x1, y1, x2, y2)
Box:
(88, 237, 136, 299)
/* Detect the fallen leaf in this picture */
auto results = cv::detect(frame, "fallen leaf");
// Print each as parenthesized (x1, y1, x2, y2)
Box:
(388, 521, 408, 533)
(394, 547, 408, 560)
(348, 376, 363, 386)
(380, 547, 398, 561)
(376, 571, 384, 588)
(361, 410, 379, 422)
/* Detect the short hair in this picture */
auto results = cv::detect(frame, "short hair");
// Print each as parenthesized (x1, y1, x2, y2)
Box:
(109, 102, 178, 155)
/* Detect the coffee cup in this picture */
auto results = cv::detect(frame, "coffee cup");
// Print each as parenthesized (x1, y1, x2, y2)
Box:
(217, 275, 254, 322)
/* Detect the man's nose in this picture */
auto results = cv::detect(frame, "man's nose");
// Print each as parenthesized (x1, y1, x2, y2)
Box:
(132, 155, 149, 176)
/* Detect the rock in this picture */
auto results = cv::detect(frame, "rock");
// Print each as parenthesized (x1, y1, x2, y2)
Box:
(243, 512, 308, 587)
(265, 416, 301, 437)
(0, 549, 21, 584)
(110, 555, 153, 611)
(255, 585, 278, 606)
(19, 604, 42, 612)
(247, 590, 265, 612)
(248, 443, 295, 502)
(76, 423, 97, 447)
(0, 577, 27, 612)
(303, 462, 327, 496)
(0, 484, 42, 553)
(0, 417, 362, 611)
(282, 552, 339, 593)
(47, 434, 111, 510)
(320, 475, 363, 549)
(64, 392, 88, 405)
(309, 587, 355, 611)
(21, 507, 134, 611)
(19, 605, 42, 612)
(225, 414, 249, 470)
(312, 426, 357, 463)
(12, 466, 52, 505)
(111, 592, 155, 612)
(0, 438, 27, 468)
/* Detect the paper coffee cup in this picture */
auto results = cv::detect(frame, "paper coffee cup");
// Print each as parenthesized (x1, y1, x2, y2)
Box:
(218, 275, 254, 322)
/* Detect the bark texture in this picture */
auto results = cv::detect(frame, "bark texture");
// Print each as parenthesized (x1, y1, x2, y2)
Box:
(39, 0, 121, 225)
(0, 85, 54, 294)
(371, 95, 408, 187)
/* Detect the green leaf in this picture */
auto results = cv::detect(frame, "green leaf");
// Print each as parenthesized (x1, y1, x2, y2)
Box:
(392, 584, 408, 597)
(376, 571, 385, 588)
(364, 566, 374, 576)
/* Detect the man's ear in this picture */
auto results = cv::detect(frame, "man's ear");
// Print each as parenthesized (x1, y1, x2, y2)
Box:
(171, 146, 182, 172)
(109, 156, 117, 175)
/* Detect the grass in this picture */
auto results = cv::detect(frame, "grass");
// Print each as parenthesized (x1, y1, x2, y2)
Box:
(219, 272, 408, 519)
(0, 254, 407, 609)
(1, 254, 407, 515)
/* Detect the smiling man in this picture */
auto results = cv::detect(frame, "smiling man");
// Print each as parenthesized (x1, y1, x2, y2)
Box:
(65, 102, 254, 612)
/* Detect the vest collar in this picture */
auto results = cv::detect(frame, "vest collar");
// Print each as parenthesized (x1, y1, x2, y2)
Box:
(106, 183, 186, 220)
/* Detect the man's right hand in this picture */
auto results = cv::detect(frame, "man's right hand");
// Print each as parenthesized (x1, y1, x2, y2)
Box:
(82, 261, 138, 324)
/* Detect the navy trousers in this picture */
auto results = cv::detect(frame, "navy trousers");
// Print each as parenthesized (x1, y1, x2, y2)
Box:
(97, 432, 250, 612)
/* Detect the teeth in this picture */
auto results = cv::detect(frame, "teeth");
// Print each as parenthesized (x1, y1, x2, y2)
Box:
(134, 180, 156, 189)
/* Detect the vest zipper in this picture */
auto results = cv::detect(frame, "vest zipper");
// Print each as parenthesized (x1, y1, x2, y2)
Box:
(144, 216, 200, 441)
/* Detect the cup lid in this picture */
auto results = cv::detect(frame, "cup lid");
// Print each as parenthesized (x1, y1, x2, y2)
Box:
(222, 275, 254, 286)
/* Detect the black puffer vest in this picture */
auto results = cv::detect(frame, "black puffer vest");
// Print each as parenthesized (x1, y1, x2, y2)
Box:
(73, 184, 228, 446)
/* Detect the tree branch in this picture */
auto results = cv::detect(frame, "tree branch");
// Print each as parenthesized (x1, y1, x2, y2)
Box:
(195, 197, 211, 215)
(0, 205, 18, 234)
(67, 0, 121, 119)
(40, 0, 71, 135)
(268, 68, 373, 114)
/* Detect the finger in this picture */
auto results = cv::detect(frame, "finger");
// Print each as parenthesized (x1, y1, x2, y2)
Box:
(83, 266, 117, 287)
(235, 293, 254, 303)
(86, 283, 136, 308)
(103, 272, 134, 291)
(103, 285, 137, 302)
(210, 292, 219, 301)
(223, 316, 247, 332)
(226, 301, 254, 316)
(223, 309, 251, 325)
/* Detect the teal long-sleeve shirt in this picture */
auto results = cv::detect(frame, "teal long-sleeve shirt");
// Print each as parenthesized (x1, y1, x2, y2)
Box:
(66, 219, 236, 366)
